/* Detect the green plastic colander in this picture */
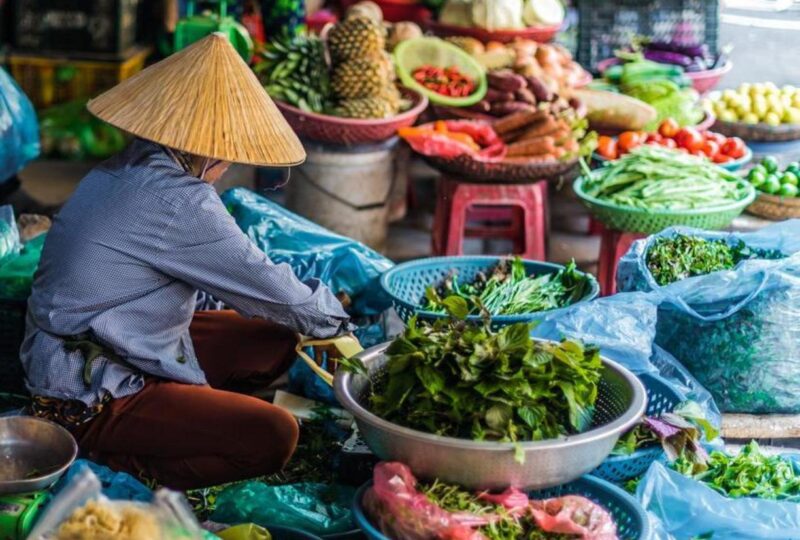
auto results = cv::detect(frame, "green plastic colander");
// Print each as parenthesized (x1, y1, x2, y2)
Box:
(394, 37, 487, 107)
(573, 176, 756, 234)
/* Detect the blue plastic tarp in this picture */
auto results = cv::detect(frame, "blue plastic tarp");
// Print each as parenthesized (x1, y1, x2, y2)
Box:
(0, 67, 39, 183)
(221, 188, 394, 316)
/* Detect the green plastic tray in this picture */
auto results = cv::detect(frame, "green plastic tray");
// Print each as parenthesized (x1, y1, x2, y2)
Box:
(573, 176, 755, 234)
(394, 37, 487, 107)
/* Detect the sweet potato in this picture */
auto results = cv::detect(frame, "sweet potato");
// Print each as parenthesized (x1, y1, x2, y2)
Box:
(465, 100, 492, 113)
(526, 76, 553, 102)
(487, 70, 526, 92)
(493, 109, 547, 134)
(515, 116, 560, 140)
(506, 136, 556, 157)
(485, 88, 516, 102)
(515, 88, 537, 104)
(490, 101, 535, 117)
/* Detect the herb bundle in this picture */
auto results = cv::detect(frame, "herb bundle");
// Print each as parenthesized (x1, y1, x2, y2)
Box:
(423, 258, 592, 316)
(646, 234, 785, 286)
(368, 309, 603, 444)
(673, 441, 800, 501)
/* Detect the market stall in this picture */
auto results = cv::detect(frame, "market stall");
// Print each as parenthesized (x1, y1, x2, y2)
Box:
(2, 1, 800, 539)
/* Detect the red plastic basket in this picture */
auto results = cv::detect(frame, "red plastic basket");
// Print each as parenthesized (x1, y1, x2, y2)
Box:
(426, 20, 560, 44)
(274, 90, 428, 146)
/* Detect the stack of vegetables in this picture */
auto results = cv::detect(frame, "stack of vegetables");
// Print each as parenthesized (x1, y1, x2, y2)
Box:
(422, 258, 592, 316)
(436, 0, 566, 30)
(706, 83, 800, 126)
(611, 39, 728, 75)
(746, 156, 800, 198)
(592, 54, 704, 130)
(596, 119, 748, 165)
(580, 145, 752, 211)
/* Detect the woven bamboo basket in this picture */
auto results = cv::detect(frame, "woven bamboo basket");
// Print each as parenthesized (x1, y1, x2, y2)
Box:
(712, 119, 800, 142)
(747, 192, 800, 220)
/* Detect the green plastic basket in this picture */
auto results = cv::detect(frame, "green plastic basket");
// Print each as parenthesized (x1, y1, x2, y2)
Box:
(573, 176, 755, 234)
(394, 37, 487, 107)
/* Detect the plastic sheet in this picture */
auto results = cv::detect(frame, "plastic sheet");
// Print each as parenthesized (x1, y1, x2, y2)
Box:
(0, 205, 20, 262)
(52, 459, 153, 503)
(221, 188, 394, 316)
(209, 482, 356, 536)
(617, 222, 800, 413)
(637, 461, 800, 540)
(0, 67, 39, 183)
(0, 232, 45, 300)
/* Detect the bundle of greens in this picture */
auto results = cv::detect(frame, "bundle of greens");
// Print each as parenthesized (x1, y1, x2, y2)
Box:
(368, 309, 603, 446)
(612, 402, 718, 470)
(365, 462, 618, 540)
(646, 234, 785, 286)
(423, 258, 592, 317)
(580, 146, 752, 211)
(673, 441, 800, 501)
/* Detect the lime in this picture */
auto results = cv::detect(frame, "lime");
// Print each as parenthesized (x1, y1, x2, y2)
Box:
(749, 169, 767, 187)
(763, 175, 782, 194)
(781, 171, 799, 186)
(762, 156, 780, 173)
(787, 162, 800, 175)
(779, 183, 799, 198)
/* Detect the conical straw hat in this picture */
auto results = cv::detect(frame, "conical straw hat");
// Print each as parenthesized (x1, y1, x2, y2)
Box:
(87, 33, 306, 167)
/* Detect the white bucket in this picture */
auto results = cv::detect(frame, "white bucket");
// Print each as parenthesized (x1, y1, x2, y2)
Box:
(286, 139, 398, 250)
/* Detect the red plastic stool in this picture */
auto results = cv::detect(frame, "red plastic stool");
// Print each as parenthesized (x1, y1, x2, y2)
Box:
(597, 225, 646, 296)
(432, 176, 548, 259)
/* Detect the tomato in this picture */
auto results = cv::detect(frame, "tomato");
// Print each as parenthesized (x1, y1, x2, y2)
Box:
(675, 127, 704, 151)
(701, 140, 721, 158)
(660, 138, 677, 149)
(691, 149, 706, 157)
(707, 132, 727, 146)
(713, 154, 733, 164)
(597, 136, 618, 160)
(618, 131, 645, 153)
(645, 133, 663, 143)
(721, 137, 747, 159)
(658, 118, 680, 138)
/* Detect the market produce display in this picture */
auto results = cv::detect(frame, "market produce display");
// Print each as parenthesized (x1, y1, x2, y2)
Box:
(593, 56, 704, 130)
(363, 462, 618, 540)
(673, 441, 800, 501)
(580, 146, 753, 211)
(596, 120, 748, 165)
(745, 156, 800, 198)
(707, 83, 800, 126)
(423, 257, 592, 316)
(645, 234, 785, 287)
(365, 313, 602, 443)
(437, 0, 566, 31)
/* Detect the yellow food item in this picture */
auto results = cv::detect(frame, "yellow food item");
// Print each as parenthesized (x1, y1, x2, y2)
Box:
(55, 500, 161, 540)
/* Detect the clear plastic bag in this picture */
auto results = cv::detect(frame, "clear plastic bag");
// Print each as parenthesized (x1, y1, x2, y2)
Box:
(0, 232, 45, 300)
(29, 468, 207, 540)
(0, 205, 21, 263)
(220, 188, 393, 316)
(0, 67, 39, 183)
(616, 222, 800, 413)
(636, 461, 800, 540)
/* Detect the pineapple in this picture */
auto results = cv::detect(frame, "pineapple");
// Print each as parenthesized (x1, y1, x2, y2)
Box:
(328, 16, 386, 64)
(331, 59, 393, 99)
(333, 97, 398, 119)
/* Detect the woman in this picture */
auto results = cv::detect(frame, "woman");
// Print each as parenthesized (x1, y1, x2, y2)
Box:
(21, 34, 351, 489)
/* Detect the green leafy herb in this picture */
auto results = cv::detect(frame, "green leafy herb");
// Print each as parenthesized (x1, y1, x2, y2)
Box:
(647, 234, 785, 286)
(368, 316, 603, 443)
(673, 441, 800, 501)
(423, 258, 592, 317)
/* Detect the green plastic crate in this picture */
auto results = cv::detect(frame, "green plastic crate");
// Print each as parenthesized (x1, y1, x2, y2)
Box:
(174, 0, 253, 61)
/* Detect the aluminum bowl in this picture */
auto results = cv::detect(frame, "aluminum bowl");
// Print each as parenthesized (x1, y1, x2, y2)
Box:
(334, 341, 646, 490)
(0, 416, 78, 495)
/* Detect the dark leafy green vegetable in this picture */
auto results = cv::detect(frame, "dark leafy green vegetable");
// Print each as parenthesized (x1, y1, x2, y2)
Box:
(673, 441, 800, 501)
(647, 234, 785, 286)
(368, 309, 602, 444)
(423, 258, 592, 316)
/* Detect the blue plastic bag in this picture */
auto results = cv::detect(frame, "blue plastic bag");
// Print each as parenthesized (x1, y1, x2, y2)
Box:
(0, 67, 39, 183)
(221, 188, 394, 316)
(51, 459, 153, 502)
(529, 292, 721, 428)
(616, 222, 800, 413)
(637, 461, 800, 539)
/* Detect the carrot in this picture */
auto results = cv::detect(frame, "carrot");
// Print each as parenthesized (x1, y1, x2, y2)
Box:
(515, 116, 559, 140)
(493, 109, 547, 134)
(506, 136, 556, 157)
(559, 138, 579, 152)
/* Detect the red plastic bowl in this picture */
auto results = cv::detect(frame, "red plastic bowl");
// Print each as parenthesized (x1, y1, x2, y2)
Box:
(426, 20, 560, 44)
(340, 0, 432, 23)
(274, 90, 429, 146)
(596, 58, 733, 95)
